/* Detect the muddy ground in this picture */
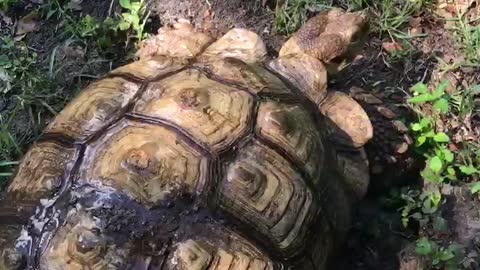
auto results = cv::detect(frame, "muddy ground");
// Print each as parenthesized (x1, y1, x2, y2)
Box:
(1, 0, 479, 269)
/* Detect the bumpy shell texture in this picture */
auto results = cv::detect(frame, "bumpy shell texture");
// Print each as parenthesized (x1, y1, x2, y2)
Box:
(0, 56, 353, 270)
(0, 17, 368, 267)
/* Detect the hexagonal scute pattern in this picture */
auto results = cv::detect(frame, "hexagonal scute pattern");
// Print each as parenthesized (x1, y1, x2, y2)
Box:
(220, 141, 318, 256)
(194, 58, 294, 97)
(256, 101, 325, 182)
(133, 69, 255, 153)
(172, 239, 272, 270)
(108, 55, 186, 80)
(81, 119, 208, 205)
(40, 210, 130, 270)
(7, 141, 75, 201)
(45, 77, 141, 141)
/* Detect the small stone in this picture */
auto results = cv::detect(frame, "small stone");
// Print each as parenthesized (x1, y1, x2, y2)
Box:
(393, 120, 409, 133)
(404, 134, 414, 145)
(376, 106, 396, 119)
(386, 155, 397, 164)
(352, 92, 383, 105)
(395, 142, 409, 154)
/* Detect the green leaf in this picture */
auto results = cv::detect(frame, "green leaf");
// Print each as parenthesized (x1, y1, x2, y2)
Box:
(459, 165, 479, 175)
(438, 249, 455, 261)
(433, 80, 450, 98)
(411, 123, 422, 131)
(415, 237, 433, 255)
(433, 132, 449, 143)
(119, 0, 131, 9)
(433, 98, 449, 113)
(416, 136, 426, 146)
(420, 117, 431, 128)
(429, 156, 443, 173)
(470, 182, 480, 194)
(408, 93, 435, 104)
(447, 167, 456, 176)
(425, 130, 435, 138)
(118, 21, 131, 31)
(411, 82, 428, 94)
(442, 149, 454, 163)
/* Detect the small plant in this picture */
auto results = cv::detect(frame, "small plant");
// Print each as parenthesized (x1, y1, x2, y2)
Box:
(118, 0, 150, 46)
(0, 0, 16, 11)
(398, 187, 442, 227)
(415, 237, 458, 269)
(362, 0, 428, 42)
(449, 5, 480, 64)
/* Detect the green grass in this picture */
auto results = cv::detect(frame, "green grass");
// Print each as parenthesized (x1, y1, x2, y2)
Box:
(274, 0, 333, 34)
(0, 0, 149, 184)
(0, 0, 16, 11)
(449, 8, 480, 65)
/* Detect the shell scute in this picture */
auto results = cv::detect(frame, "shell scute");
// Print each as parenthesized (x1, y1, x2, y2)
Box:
(133, 69, 255, 153)
(256, 101, 325, 182)
(7, 141, 75, 201)
(219, 141, 318, 256)
(45, 77, 141, 141)
(81, 119, 208, 205)
(195, 58, 293, 97)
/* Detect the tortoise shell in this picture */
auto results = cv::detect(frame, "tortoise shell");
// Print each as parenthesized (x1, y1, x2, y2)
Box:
(0, 10, 371, 270)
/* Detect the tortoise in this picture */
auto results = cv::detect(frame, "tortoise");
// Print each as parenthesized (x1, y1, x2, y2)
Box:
(0, 8, 373, 270)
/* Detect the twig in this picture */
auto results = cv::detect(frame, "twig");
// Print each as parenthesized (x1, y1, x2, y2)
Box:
(108, 0, 115, 17)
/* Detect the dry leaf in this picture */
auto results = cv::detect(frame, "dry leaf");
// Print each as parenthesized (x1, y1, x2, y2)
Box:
(382, 42, 403, 53)
(15, 11, 38, 39)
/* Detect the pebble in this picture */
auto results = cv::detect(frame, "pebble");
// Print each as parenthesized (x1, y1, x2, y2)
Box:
(393, 120, 409, 133)
(376, 106, 397, 119)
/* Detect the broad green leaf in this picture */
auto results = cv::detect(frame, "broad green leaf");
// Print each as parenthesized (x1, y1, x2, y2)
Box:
(420, 117, 431, 128)
(130, 2, 142, 12)
(438, 250, 455, 261)
(425, 130, 435, 138)
(433, 132, 449, 143)
(429, 156, 443, 173)
(470, 182, 480, 194)
(433, 98, 449, 113)
(459, 165, 479, 175)
(119, 0, 131, 9)
(442, 149, 454, 163)
(411, 123, 422, 131)
(411, 82, 428, 94)
(415, 237, 433, 255)
(118, 21, 131, 31)
(447, 167, 456, 176)
(408, 93, 435, 104)
(416, 136, 426, 146)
